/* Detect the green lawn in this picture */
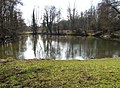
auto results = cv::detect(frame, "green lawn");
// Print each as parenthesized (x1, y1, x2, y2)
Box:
(0, 58, 120, 88)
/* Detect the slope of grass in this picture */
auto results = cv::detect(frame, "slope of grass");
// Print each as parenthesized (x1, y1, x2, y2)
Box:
(0, 58, 120, 88)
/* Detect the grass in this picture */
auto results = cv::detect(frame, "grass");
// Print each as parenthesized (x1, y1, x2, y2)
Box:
(112, 31, 120, 42)
(111, 38, 120, 42)
(0, 58, 120, 88)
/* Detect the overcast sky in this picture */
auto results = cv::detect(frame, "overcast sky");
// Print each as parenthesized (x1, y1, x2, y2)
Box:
(20, 0, 102, 25)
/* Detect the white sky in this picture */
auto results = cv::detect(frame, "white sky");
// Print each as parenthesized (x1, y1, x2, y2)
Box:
(20, 0, 102, 25)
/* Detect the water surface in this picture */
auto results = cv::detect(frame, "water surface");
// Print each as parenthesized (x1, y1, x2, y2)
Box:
(0, 35, 119, 60)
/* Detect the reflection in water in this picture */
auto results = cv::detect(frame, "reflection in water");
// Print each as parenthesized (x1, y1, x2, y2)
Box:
(24, 35, 35, 59)
(0, 35, 120, 60)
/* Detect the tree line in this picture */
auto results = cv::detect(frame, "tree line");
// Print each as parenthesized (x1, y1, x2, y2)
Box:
(0, 0, 119, 39)
(0, 0, 26, 41)
(36, 0, 120, 38)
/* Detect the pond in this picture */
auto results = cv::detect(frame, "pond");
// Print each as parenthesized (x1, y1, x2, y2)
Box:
(0, 35, 120, 60)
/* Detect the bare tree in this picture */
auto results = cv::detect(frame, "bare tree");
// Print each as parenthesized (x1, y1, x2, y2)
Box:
(0, 0, 25, 39)
(43, 6, 58, 34)
(67, 3, 81, 34)
(103, 0, 120, 14)
(56, 9, 61, 34)
(67, 5, 76, 32)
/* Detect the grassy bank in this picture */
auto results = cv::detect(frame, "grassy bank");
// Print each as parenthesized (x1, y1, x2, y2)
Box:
(0, 58, 120, 88)
(111, 38, 120, 42)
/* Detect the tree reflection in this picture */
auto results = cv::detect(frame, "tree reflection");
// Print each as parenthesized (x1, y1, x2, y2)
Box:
(0, 39, 20, 59)
(33, 35, 37, 57)
(41, 35, 60, 59)
(0, 35, 119, 60)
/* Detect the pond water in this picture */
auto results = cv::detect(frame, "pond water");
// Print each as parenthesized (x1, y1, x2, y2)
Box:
(0, 35, 120, 60)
